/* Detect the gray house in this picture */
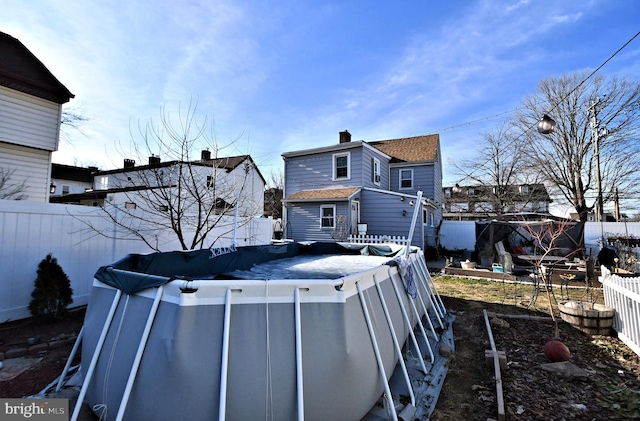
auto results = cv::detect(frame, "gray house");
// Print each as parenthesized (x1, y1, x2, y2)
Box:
(282, 131, 442, 251)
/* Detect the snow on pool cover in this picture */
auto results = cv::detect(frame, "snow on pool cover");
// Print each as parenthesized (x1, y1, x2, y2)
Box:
(224, 254, 393, 280)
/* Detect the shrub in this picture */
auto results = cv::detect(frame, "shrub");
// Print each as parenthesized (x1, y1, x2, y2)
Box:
(28, 254, 74, 321)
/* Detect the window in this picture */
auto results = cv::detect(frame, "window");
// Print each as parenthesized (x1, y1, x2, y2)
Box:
(320, 205, 336, 228)
(372, 157, 381, 185)
(207, 175, 214, 188)
(124, 202, 137, 209)
(333, 153, 350, 180)
(467, 188, 475, 197)
(98, 176, 109, 190)
(519, 185, 529, 194)
(444, 188, 451, 198)
(62, 185, 69, 195)
(399, 169, 413, 189)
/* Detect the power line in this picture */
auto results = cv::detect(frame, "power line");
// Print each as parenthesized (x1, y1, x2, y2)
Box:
(451, 30, 640, 191)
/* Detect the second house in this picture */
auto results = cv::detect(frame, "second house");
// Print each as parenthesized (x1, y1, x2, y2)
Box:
(282, 130, 443, 251)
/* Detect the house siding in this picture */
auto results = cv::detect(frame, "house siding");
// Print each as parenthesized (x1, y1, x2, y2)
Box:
(390, 163, 435, 198)
(0, 142, 50, 202)
(0, 86, 61, 152)
(284, 145, 365, 194)
(286, 201, 352, 242)
(361, 146, 389, 189)
(360, 189, 424, 248)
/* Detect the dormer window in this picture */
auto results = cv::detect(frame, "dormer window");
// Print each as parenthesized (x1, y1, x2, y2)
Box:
(333, 152, 350, 180)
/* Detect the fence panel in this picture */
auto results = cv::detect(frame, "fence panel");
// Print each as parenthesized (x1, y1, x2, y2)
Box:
(438, 220, 476, 251)
(602, 268, 640, 357)
(0, 200, 272, 322)
(347, 234, 408, 245)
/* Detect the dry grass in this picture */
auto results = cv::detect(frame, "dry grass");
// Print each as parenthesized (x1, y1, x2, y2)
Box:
(433, 275, 604, 317)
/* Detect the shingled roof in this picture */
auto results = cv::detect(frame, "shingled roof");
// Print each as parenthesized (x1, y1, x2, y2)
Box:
(0, 31, 74, 103)
(369, 134, 439, 163)
(283, 187, 361, 201)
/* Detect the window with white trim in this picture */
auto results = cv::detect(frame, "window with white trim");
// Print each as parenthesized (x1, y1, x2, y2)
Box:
(373, 157, 381, 185)
(320, 205, 336, 228)
(399, 169, 413, 189)
(333, 152, 350, 180)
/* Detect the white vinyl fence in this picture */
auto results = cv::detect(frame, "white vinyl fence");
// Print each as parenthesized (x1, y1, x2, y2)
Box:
(602, 267, 640, 357)
(0, 200, 272, 322)
(347, 234, 408, 245)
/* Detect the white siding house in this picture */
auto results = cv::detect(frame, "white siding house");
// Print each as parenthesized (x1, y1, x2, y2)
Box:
(0, 31, 74, 202)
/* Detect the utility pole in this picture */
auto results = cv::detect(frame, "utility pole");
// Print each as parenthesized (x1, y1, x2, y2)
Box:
(614, 187, 620, 222)
(588, 98, 607, 223)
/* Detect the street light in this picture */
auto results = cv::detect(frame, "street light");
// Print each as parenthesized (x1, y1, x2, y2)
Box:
(537, 114, 557, 134)
(537, 109, 605, 223)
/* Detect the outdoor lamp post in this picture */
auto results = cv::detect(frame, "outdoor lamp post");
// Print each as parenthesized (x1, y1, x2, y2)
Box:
(537, 114, 557, 134)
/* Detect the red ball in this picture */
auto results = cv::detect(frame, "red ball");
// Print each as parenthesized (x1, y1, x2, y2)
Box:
(544, 340, 571, 362)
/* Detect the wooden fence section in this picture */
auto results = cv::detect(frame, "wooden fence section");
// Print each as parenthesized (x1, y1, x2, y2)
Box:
(602, 267, 640, 357)
(348, 234, 408, 245)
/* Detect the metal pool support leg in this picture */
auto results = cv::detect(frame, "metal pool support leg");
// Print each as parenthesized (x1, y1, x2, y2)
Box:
(373, 274, 416, 409)
(71, 289, 123, 421)
(387, 268, 428, 373)
(412, 260, 444, 330)
(56, 326, 84, 392)
(356, 281, 398, 421)
(294, 288, 304, 421)
(417, 255, 447, 317)
(219, 288, 233, 421)
(410, 266, 439, 341)
(115, 285, 164, 421)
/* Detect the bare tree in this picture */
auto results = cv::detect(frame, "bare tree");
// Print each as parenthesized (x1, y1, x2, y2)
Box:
(264, 170, 283, 220)
(86, 102, 261, 251)
(515, 72, 640, 221)
(0, 167, 26, 200)
(452, 124, 546, 214)
(60, 105, 89, 145)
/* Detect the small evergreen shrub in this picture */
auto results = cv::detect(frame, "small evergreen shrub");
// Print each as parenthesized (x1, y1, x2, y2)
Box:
(28, 253, 74, 321)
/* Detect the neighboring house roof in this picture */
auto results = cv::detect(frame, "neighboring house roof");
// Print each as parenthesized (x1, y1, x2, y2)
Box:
(444, 183, 552, 202)
(97, 154, 266, 185)
(283, 187, 361, 202)
(51, 163, 97, 183)
(369, 134, 439, 163)
(0, 31, 74, 104)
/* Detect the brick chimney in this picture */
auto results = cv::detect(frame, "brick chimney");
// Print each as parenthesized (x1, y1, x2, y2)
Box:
(339, 130, 351, 144)
(201, 149, 211, 160)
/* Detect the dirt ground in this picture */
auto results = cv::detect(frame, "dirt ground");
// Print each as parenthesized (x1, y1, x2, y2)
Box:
(430, 281, 640, 420)
(0, 308, 85, 399)
(2, 281, 640, 420)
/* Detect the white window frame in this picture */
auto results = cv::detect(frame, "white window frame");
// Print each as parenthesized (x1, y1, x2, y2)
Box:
(333, 152, 351, 180)
(373, 157, 381, 185)
(320, 204, 336, 229)
(399, 169, 413, 190)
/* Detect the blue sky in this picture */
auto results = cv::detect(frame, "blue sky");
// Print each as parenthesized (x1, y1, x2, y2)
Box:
(2, 1, 639, 192)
